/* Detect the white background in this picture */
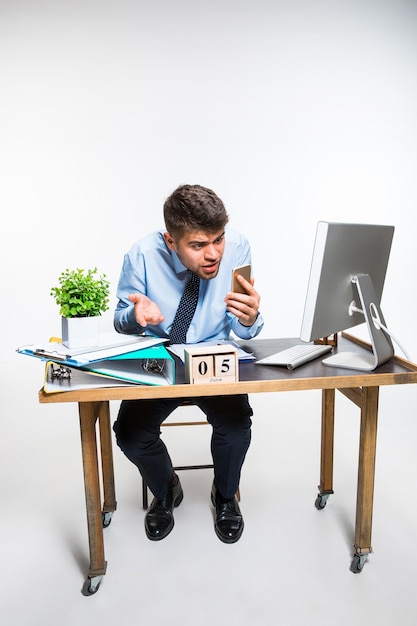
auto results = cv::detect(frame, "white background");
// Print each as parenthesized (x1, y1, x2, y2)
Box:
(1, 2, 417, 624)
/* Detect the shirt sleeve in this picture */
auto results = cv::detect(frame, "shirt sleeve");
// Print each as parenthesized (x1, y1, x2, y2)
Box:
(229, 310, 264, 339)
(113, 251, 147, 335)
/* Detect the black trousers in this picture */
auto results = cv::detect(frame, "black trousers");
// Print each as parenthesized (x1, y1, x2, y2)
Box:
(113, 395, 253, 501)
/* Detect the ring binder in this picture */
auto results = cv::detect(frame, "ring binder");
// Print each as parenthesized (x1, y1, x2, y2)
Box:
(19, 332, 175, 391)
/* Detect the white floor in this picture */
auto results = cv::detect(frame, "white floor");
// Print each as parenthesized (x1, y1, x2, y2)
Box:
(2, 356, 417, 626)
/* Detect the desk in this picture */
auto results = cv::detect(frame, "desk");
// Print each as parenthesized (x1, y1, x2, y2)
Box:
(38, 333, 417, 595)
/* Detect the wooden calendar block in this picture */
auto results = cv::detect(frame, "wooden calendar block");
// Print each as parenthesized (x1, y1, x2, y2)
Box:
(184, 345, 239, 384)
(191, 353, 214, 382)
(214, 353, 236, 379)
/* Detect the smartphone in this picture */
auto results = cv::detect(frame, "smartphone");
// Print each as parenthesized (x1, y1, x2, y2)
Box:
(231, 264, 251, 294)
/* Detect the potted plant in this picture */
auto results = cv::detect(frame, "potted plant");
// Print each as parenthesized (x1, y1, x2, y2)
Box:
(51, 268, 110, 348)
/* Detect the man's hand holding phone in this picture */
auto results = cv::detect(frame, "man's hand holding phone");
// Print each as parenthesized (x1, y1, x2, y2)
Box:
(226, 264, 260, 327)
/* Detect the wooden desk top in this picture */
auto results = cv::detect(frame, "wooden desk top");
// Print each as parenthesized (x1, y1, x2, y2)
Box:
(39, 333, 417, 404)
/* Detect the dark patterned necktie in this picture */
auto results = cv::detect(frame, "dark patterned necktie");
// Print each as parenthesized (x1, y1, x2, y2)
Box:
(169, 271, 200, 344)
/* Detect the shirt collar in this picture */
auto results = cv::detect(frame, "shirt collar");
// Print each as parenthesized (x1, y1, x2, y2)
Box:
(170, 248, 189, 275)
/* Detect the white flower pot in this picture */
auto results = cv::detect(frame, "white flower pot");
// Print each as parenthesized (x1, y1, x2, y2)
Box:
(61, 316, 99, 349)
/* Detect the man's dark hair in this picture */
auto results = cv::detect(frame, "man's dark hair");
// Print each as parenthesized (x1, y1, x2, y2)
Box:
(164, 184, 229, 238)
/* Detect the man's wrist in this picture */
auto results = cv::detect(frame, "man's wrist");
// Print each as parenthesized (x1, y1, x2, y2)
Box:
(127, 305, 146, 332)
(238, 311, 260, 328)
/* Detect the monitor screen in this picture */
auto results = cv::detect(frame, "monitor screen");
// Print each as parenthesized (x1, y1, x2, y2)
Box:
(300, 221, 395, 370)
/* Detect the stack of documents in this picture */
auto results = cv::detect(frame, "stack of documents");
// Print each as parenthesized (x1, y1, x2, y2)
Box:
(167, 340, 255, 363)
(18, 332, 175, 392)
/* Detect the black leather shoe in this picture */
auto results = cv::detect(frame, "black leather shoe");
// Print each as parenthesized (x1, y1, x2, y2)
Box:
(145, 474, 183, 541)
(211, 482, 244, 544)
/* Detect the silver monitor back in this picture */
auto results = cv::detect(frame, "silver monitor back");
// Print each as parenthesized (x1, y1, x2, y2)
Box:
(300, 221, 395, 344)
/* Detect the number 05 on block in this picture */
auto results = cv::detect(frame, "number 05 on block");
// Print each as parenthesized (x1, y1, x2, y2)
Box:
(184, 345, 239, 384)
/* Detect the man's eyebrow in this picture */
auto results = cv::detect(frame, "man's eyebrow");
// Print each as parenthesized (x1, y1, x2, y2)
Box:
(188, 231, 225, 245)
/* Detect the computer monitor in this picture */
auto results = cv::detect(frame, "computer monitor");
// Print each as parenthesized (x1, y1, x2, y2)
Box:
(300, 221, 395, 371)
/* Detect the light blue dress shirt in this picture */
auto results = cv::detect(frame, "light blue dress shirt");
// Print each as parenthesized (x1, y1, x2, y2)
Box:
(114, 226, 264, 342)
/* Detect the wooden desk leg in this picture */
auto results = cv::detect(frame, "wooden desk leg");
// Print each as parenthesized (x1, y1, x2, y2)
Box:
(350, 385, 379, 573)
(315, 388, 335, 510)
(79, 401, 108, 595)
(98, 401, 117, 527)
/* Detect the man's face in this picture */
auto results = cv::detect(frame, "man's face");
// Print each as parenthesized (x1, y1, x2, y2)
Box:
(164, 229, 226, 280)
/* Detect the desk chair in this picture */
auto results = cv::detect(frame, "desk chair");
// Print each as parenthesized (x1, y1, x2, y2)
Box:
(141, 400, 240, 508)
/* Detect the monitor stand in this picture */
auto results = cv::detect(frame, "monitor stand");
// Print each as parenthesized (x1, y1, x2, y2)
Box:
(322, 273, 394, 371)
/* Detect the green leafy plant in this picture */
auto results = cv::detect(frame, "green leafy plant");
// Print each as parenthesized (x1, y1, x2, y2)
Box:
(51, 268, 110, 318)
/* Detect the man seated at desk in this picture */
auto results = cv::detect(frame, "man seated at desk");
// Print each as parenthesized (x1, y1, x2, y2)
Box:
(113, 184, 263, 543)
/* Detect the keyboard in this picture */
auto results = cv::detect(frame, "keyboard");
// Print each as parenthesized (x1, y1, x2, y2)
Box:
(255, 343, 333, 370)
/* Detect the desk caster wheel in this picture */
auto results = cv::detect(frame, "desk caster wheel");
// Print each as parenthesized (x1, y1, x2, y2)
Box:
(82, 574, 103, 596)
(315, 494, 329, 510)
(102, 511, 113, 528)
(350, 553, 368, 574)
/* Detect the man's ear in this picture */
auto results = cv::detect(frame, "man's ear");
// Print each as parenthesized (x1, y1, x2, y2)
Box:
(163, 232, 176, 251)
